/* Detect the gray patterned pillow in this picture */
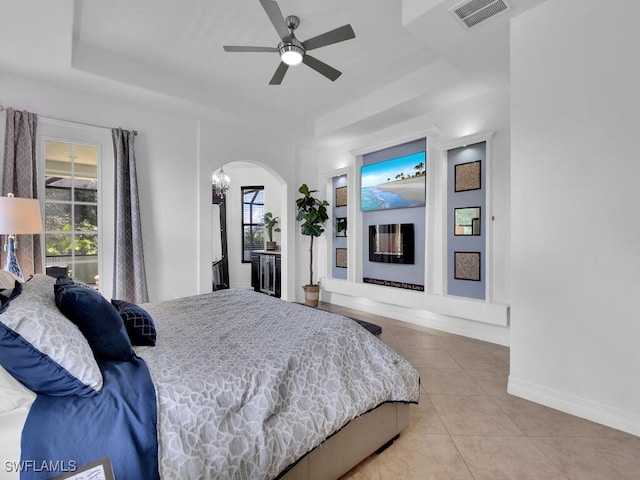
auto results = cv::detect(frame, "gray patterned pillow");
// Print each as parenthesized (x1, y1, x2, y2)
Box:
(0, 274, 103, 396)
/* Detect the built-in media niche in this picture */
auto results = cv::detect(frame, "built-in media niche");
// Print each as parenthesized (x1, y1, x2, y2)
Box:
(368, 223, 414, 264)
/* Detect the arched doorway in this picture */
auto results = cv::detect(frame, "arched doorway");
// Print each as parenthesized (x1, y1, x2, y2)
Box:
(211, 161, 289, 298)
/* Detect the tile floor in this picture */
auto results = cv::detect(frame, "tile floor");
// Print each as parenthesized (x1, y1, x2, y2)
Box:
(316, 303, 640, 480)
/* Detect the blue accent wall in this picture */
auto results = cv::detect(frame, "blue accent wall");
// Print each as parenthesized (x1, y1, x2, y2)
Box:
(362, 138, 426, 287)
(447, 142, 486, 299)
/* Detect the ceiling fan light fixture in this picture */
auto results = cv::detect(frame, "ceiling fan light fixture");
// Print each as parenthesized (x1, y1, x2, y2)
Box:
(279, 39, 304, 66)
(223, 1, 355, 84)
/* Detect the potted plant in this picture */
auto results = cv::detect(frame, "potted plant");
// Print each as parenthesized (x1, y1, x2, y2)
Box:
(295, 184, 330, 307)
(262, 212, 281, 251)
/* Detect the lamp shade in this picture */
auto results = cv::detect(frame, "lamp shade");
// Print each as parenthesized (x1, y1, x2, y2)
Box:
(0, 196, 43, 234)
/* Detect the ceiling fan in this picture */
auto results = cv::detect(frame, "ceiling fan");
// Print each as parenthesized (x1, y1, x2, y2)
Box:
(223, 0, 356, 85)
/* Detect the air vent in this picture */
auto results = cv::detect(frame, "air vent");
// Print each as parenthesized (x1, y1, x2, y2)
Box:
(450, 0, 511, 29)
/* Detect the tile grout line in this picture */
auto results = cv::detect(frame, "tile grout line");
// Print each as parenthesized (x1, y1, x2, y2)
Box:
(426, 392, 479, 479)
(485, 391, 574, 480)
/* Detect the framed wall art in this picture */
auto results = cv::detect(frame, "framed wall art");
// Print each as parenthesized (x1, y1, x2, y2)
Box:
(335, 186, 347, 207)
(454, 207, 481, 236)
(336, 248, 348, 268)
(336, 217, 347, 237)
(454, 251, 481, 281)
(455, 160, 481, 192)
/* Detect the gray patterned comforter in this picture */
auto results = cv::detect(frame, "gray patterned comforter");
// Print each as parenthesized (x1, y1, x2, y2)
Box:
(137, 289, 419, 480)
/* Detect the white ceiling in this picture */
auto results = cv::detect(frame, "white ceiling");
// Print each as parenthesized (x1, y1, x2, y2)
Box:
(1, 0, 547, 145)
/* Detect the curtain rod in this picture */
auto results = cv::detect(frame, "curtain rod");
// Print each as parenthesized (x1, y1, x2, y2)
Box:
(0, 105, 138, 135)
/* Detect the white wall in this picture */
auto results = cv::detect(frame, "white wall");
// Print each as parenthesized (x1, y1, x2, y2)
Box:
(510, 0, 640, 435)
(0, 72, 199, 301)
(0, 72, 298, 302)
(196, 121, 296, 300)
(1, 51, 514, 345)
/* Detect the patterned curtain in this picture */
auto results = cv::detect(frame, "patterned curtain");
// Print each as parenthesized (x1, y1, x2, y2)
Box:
(2, 108, 41, 278)
(112, 128, 148, 303)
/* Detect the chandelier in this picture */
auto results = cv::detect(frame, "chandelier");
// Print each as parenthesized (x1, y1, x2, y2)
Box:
(212, 167, 230, 197)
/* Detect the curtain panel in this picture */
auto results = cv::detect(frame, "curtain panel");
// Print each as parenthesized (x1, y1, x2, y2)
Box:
(2, 108, 41, 279)
(112, 128, 148, 303)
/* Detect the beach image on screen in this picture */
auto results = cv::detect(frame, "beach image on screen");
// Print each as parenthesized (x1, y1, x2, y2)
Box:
(361, 151, 426, 211)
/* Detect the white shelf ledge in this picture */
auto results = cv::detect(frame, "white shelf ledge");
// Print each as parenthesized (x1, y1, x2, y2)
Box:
(322, 278, 509, 326)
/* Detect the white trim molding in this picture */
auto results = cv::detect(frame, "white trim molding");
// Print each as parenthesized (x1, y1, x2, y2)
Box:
(322, 278, 509, 327)
(350, 126, 441, 157)
(322, 279, 510, 345)
(508, 375, 640, 438)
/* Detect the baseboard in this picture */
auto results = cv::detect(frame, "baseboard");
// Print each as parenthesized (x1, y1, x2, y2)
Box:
(508, 375, 640, 437)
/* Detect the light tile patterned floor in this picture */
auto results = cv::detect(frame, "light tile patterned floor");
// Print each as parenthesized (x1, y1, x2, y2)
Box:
(316, 303, 640, 480)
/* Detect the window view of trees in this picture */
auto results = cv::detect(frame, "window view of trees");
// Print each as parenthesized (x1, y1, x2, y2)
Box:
(241, 186, 265, 262)
(44, 140, 99, 285)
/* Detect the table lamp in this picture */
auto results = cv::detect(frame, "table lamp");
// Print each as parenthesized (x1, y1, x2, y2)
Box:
(0, 193, 43, 281)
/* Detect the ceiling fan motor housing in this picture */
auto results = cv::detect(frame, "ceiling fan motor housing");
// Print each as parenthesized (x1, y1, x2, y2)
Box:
(285, 15, 300, 31)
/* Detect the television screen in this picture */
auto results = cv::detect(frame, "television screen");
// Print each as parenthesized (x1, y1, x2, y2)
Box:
(368, 224, 415, 264)
(361, 151, 426, 212)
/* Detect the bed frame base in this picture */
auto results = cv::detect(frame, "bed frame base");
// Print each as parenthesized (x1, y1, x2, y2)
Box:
(281, 402, 410, 480)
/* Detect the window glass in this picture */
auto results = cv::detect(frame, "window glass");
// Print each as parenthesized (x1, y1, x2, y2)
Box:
(241, 186, 264, 262)
(44, 140, 100, 286)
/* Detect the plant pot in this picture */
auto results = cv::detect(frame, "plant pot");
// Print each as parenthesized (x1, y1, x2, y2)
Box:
(303, 284, 320, 307)
(266, 241, 277, 251)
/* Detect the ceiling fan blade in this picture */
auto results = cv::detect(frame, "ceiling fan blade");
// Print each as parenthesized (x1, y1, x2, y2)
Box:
(302, 54, 342, 81)
(303, 24, 355, 51)
(269, 62, 289, 85)
(223, 46, 279, 53)
(260, 0, 291, 42)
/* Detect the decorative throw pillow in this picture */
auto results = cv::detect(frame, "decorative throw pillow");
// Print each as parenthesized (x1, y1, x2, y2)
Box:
(54, 276, 93, 289)
(111, 299, 157, 346)
(0, 274, 103, 396)
(0, 280, 22, 313)
(55, 285, 134, 361)
(0, 271, 23, 313)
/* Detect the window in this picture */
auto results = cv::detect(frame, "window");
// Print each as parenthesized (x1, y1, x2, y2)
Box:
(241, 186, 264, 262)
(43, 139, 100, 286)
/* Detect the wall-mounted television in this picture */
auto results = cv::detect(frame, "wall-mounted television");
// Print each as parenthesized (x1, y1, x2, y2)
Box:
(369, 224, 415, 264)
(361, 151, 426, 212)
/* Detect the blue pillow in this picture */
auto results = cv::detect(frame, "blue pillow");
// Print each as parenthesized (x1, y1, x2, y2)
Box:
(55, 276, 93, 289)
(111, 299, 157, 346)
(0, 280, 22, 313)
(0, 274, 103, 396)
(55, 285, 134, 361)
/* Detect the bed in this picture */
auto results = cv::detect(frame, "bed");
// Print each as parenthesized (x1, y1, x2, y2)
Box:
(0, 274, 419, 480)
